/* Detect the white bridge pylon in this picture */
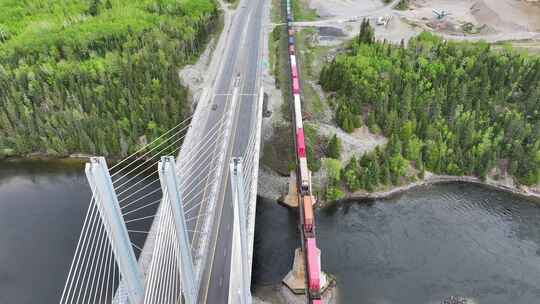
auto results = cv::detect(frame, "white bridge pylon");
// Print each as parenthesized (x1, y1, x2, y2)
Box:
(156, 156, 197, 304)
(85, 157, 145, 304)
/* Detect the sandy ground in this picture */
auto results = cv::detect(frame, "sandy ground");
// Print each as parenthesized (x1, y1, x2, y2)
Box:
(402, 0, 540, 33)
(296, 0, 540, 44)
(309, 0, 387, 18)
(318, 124, 387, 163)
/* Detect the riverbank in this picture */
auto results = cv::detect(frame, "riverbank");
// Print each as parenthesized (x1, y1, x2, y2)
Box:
(329, 172, 540, 206)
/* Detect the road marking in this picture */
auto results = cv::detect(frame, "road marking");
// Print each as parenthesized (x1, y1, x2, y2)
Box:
(201, 87, 242, 304)
(200, 0, 266, 302)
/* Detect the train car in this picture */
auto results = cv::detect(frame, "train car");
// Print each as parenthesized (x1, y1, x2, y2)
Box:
(306, 238, 321, 299)
(292, 77, 300, 94)
(303, 196, 314, 235)
(296, 130, 306, 157)
(293, 94, 303, 129)
(289, 44, 295, 55)
(288, 36, 295, 45)
(290, 54, 296, 67)
(298, 157, 309, 193)
(290, 56, 298, 78)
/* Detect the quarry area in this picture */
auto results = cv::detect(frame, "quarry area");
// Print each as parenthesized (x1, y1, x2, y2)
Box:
(297, 0, 540, 47)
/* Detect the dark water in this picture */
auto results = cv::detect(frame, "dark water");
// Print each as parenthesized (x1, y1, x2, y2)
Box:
(0, 161, 160, 304)
(0, 161, 91, 304)
(253, 183, 540, 304)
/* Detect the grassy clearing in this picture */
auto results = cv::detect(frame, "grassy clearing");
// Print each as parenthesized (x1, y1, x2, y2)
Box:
(271, 0, 281, 23)
(261, 0, 296, 173)
(292, 0, 318, 21)
(295, 28, 332, 119)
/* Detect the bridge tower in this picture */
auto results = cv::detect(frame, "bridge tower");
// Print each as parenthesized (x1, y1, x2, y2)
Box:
(158, 156, 198, 304)
(85, 157, 145, 304)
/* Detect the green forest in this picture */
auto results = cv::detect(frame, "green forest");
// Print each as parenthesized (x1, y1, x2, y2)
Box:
(320, 21, 540, 191)
(0, 0, 218, 157)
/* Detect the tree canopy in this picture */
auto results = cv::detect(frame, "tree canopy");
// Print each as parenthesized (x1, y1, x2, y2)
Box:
(0, 0, 218, 157)
(321, 26, 540, 187)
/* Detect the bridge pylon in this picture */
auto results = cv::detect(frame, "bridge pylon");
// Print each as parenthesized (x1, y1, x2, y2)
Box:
(158, 156, 198, 304)
(229, 157, 252, 304)
(85, 157, 145, 304)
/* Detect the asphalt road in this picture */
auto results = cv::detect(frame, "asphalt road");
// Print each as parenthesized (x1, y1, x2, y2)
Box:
(195, 0, 266, 303)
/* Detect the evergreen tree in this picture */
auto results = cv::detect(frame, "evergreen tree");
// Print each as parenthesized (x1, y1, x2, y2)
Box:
(89, 0, 101, 16)
(358, 19, 374, 45)
(327, 134, 342, 159)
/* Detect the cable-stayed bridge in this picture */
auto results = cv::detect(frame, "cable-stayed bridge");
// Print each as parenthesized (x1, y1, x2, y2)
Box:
(59, 0, 267, 302)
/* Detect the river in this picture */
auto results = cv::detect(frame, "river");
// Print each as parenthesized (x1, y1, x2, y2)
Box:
(253, 183, 540, 304)
(1, 163, 540, 304)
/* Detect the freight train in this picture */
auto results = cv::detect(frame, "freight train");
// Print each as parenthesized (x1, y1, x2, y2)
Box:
(285, 0, 322, 303)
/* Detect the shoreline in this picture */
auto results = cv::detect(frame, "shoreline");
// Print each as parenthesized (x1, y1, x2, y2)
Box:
(0, 153, 122, 165)
(327, 173, 540, 206)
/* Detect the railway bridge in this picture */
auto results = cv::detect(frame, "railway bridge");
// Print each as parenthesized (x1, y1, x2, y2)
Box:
(58, 0, 326, 303)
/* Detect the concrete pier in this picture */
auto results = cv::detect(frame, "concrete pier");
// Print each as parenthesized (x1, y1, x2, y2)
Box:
(282, 248, 330, 294)
(278, 171, 299, 208)
(282, 248, 306, 294)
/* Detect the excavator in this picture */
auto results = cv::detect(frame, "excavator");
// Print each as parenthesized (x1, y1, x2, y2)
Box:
(433, 9, 451, 20)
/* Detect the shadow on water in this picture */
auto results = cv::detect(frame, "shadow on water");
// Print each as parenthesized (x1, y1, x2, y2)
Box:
(251, 196, 299, 286)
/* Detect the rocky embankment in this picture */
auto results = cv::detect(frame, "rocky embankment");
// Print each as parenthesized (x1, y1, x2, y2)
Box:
(333, 172, 540, 206)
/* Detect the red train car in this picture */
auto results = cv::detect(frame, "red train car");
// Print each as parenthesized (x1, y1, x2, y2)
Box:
(290, 55, 298, 78)
(292, 77, 300, 94)
(296, 130, 306, 157)
(306, 238, 321, 296)
(297, 129, 310, 194)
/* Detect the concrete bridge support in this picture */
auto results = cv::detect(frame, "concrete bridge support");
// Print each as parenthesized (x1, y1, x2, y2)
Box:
(158, 156, 198, 304)
(85, 157, 145, 304)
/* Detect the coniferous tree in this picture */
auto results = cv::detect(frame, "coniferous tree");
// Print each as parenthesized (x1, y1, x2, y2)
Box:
(327, 134, 342, 159)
